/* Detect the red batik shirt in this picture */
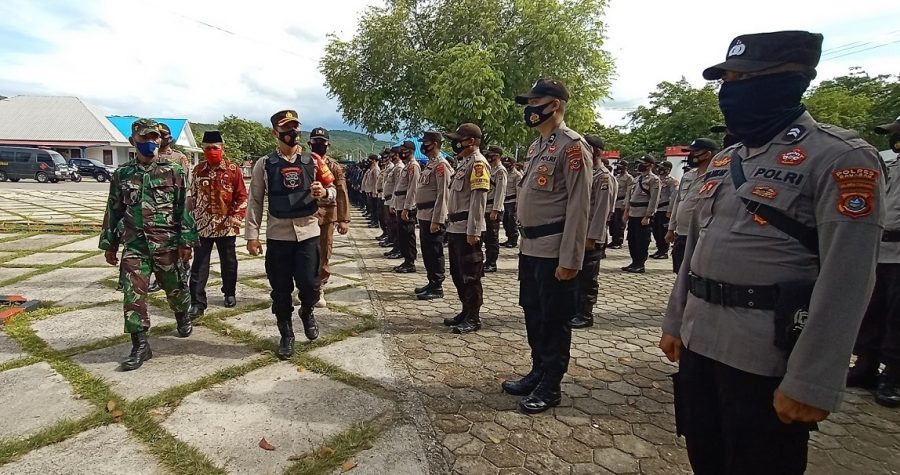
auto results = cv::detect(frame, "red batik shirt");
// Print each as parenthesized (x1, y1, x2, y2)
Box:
(190, 161, 248, 238)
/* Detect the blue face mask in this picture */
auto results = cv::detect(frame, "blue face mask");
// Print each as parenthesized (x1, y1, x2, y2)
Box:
(135, 141, 159, 158)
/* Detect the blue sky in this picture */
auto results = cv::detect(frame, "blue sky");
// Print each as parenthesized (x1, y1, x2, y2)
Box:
(1, 0, 898, 132)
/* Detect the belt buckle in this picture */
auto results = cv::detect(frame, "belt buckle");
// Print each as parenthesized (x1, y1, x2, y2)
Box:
(718, 282, 730, 306)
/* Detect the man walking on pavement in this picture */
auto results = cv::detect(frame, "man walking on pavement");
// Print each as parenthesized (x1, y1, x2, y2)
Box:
(100, 119, 197, 371)
(501, 156, 523, 248)
(847, 115, 900, 408)
(622, 155, 660, 273)
(245, 110, 336, 359)
(393, 141, 421, 273)
(666, 138, 718, 274)
(502, 79, 592, 414)
(570, 134, 615, 329)
(414, 131, 453, 300)
(660, 31, 885, 474)
(608, 160, 633, 249)
(187, 130, 248, 319)
(483, 145, 507, 273)
(651, 161, 678, 260)
(311, 127, 350, 307)
(442, 124, 490, 334)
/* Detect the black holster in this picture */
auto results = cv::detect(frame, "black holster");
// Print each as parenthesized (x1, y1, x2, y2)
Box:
(773, 280, 815, 354)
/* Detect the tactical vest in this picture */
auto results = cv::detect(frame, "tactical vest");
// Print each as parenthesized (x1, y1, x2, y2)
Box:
(264, 152, 318, 219)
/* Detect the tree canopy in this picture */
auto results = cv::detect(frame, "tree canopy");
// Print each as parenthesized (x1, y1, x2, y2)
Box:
(320, 0, 614, 151)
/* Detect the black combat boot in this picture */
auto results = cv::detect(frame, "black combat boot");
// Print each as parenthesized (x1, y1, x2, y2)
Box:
(483, 262, 498, 273)
(174, 311, 193, 337)
(276, 318, 295, 360)
(452, 313, 481, 334)
(846, 355, 880, 390)
(569, 313, 594, 329)
(443, 310, 468, 327)
(148, 280, 161, 293)
(519, 380, 562, 415)
(299, 306, 319, 341)
(415, 281, 435, 294)
(417, 287, 444, 301)
(188, 304, 205, 320)
(121, 331, 152, 371)
(500, 238, 518, 248)
(502, 366, 543, 396)
(875, 366, 900, 408)
(224, 295, 237, 308)
(393, 262, 416, 273)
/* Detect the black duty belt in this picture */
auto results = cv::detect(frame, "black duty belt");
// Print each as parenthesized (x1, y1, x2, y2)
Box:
(883, 230, 900, 242)
(449, 211, 469, 222)
(520, 220, 566, 239)
(417, 200, 435, 210)
(377, 189, 383, 192)
(658, 201, 669, 207)
(384, 194, 393, 200)
(688, 272, 776, 310)
(487, 199, 494, 205)
(629, 201, 649, 208)
(504, 194, 517, 201)
(395, 190, 407, 196)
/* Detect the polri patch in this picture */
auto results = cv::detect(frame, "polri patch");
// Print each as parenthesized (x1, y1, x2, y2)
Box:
(778, 148, 807, 166)
(698, 180, 720, 197)
(832, 167, 879, 218)
(751, 185, 778, 200)
(713, 155, 731, 167)
(537, 164, 549, 174)
(536, 175, 549, 188)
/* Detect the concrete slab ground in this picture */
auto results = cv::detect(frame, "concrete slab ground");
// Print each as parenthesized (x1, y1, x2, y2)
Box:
(32, 304, 175, 351)
(227, 308, 365, 345)
(0, 362, 94, 441)
(0, 331, 26, 365)
(4, 252, 88, 266)
(331, 425, 428, 475)
(68, 253, 109, 267)
(200, 282, 270, 313)
(52, 237, 100, 252)
(321, 274, 356, 290)
(326, 287, 374, 316)
(0, 425, 169, 475)
(161, 363, 392, 474)
(0, 234, 81, 251)
(0, 267, 118, 306)
(0, 266, 36, 283)
(310, 332, 397, 388)
(72, 328, 262, 400)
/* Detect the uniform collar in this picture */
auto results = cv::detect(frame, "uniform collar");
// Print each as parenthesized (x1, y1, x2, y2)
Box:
(743, 111, 817, 160)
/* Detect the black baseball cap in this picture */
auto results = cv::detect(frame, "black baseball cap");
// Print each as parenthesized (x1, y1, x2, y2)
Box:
(309, 127, 329, 140)
(874, 116, 900, 135)
(702, 31, 823, 80)
(639, 155, 656, 165)
(485, 145, 504, 157)
(444, 123, 482, 141)
(515, 78, 570, 105)
(683, 138, 720, 152)
(271, 110, 301, 127)
(400, 140, 416, 151)
(659, 161, 673, 169)
(422, 131, 442, 143)
(584, 135, 605, 151)
(709, 125, 728, 134)
(390, 145, 402, 153)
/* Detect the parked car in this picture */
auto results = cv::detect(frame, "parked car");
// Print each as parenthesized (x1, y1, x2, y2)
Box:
(68, 158, 115, 182)
(0, 146, 70, 183)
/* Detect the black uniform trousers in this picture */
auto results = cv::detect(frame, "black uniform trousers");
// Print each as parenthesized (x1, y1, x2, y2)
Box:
(674, 349, 812, 475)
(384, 207, 398, 246)
(397, 209, 417, 264)
(418, 219, 446, 286)
(189, 236, 238, 311)
(448, 233, 483, 315)
(574, 247, 603, 318)
(519, 254, 578, 383)
(502, 202, 519, 243)
(652, 210, 670, 254)
(610, 208, 626, 246)
(854, 263, 900, 367)
(482, 212, 501, 265)
(265, 237, 321, 321)
(367, 196, 379, 224)
(626, 216, 652, 267)
(672, 235, 688, 274)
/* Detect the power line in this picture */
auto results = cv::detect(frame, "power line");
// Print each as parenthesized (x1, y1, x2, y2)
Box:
(822, 38, 900, 61)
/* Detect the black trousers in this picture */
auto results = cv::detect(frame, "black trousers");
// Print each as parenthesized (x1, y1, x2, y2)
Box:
(448, 233, 483, 315)
(626, 216, 652, 267)
(502, 202, 519, 242)
(672, 235, 687, 274)
(482, 213, 501, 265)
(674, 349, 812, 475)
(610, 208, 626, 245)
(265, 237, 321, 319)
(189, 236, 238, 310)
(397, 210, 417, 264)
(652, 210, 670, 254)
(575, 247, 603, 318)
(369, 196, 381, 225)
(419, 219, 446, 286)
(854, 263, 900, 367)
(378, 199, 388, 232)
(519, 254, 577, 383)
(384, 208, 398, 246)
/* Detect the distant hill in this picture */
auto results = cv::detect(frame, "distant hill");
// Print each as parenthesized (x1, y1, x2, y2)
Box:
(189, 122, 388, 161)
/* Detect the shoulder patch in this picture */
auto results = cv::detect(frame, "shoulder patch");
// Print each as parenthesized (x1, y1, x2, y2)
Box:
(436, 164, 445, 177)
(713, 155, 731, 167)
(470, 162, 490, 191)
(832, 167, 878, 218)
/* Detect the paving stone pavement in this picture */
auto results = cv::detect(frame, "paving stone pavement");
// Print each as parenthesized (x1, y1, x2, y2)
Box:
(0, 191, 899, 474)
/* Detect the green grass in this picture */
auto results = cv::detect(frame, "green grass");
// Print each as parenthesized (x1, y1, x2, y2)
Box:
(282, 422, 382, 475)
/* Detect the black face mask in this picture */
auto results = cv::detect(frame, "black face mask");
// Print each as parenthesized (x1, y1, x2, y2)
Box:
(891, 133, 900, 154)
(278, 130, 299, 147)
(718, 72, 810, 147)
(723, 134, 741, 148)
(451, 140, 466, 153)
(687, 151, 707, 167)
(400, 150, 412, 159)
(420, 143, 433, 155)
(310, 143, 328, 156)
(523, 101, 557, 128)
(638, 163, 650, 173)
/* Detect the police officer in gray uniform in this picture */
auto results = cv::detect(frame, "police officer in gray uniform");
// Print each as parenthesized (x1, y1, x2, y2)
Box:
(393, 141, 421, 273)
(609, 161, 633, 249)
(570, 134, 616, 329)
(414, 131, 454, 300)
(442, 124, 490, 334)
(666, 138, 719, 273)
(501, 157, 524, 248)
(622, 155, 660, 273)
(660, 31, 885, 474)
(483, 145, 507, 273)
(848, 116, 900, 408)
(651, 161, 678, 259)
(502, 79, 592, 414)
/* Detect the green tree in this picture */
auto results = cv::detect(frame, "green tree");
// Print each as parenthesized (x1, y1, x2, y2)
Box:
(320, 0, 614, 149)
(216, 115, 276, 164)
(805, 87, 873, 135)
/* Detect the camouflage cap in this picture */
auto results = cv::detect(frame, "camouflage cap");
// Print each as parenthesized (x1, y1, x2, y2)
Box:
(131, 118, 161, 136)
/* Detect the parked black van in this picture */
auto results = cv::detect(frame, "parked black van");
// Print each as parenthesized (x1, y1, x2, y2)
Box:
(0, 146, 71, 183)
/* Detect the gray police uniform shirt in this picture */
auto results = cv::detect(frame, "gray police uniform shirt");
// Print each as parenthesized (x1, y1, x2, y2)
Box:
(505, 168, 523, 205)
(447, 151, 490, 236)
(382, 162, 397, 202)
(416, 157, 453, 224)
(394, 158, 421, 211)
(663, 112, 885, 412)
(518, 122, 593, 270)
(614, 172, 634, 209)
(362, 164, 376, 194)
(658, 175, 678, 212)
(375, 164, 387, 196)
(881, 156, 900, 264)
(587, 162, 616, 242)
(488, 163, 508, 213)
(668, 169, 700, 236)
(626, 173, 661, 218)
(388, 162, 402, 205)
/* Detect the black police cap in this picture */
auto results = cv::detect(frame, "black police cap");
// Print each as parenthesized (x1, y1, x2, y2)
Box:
(874, 116, 900, 135)
(422, 131, 443, 143)
(584, 135, 605, 151)
(400, 140, 416, 151)
(515, 78, 570, 105)
(485, 145, 504, 157)
(683, 138, 719, 152)
(709, 125, 728, 134)
(310, 127, 329, 140)
(703, 31, 823, 80)
(639, 155, 656, 165)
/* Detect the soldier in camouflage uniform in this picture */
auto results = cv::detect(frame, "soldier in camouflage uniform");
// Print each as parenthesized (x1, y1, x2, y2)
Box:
(99, 118, 198, 371)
